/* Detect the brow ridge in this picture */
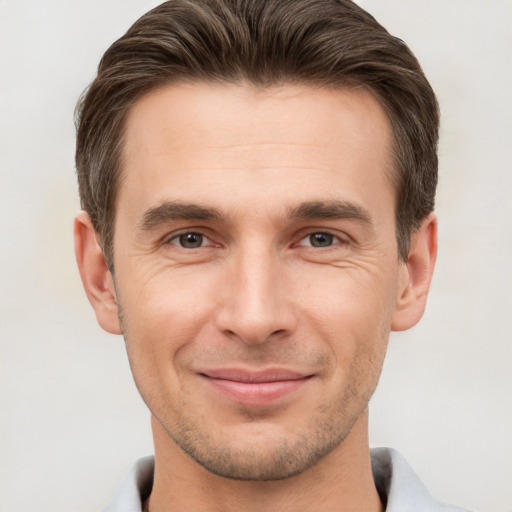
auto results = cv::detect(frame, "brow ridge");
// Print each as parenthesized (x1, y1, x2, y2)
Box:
(138, 199, 373, 231)
(139, 201, 221, 230)
(288, 200, 373, 225)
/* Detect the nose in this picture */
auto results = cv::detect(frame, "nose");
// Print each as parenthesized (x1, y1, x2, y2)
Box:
(214, 243, 298, 345)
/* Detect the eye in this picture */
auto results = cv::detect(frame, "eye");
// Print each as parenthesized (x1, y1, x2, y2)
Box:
(297, 232, 342, 248)
(308, 232, 334, 247)
(169, 232, 209, 249)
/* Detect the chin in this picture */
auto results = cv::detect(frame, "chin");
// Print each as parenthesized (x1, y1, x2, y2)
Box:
(179, 435, 343, 481)
(163, 409, 357, 481)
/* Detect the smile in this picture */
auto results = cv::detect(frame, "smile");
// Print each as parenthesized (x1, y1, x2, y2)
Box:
(198, 368, 313, 406)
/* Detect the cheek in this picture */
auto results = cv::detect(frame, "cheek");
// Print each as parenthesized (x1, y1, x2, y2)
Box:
(121, 263, 217, 329)
(117, 269, 218, 382)
(294, 265, 397, 331)
(291, 265, 396, 374)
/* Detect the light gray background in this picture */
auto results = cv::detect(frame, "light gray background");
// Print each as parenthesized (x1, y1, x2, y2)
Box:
(1, 1, 511, 511)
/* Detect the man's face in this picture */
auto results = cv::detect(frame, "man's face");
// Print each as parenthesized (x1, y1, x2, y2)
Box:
(110, 83, 408, 480)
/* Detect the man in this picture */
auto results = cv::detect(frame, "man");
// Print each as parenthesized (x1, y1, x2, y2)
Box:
(73, 1, 470, 510)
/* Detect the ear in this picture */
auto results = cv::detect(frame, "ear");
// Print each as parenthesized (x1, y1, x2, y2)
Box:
(391, 213, 438, 331)
(74, 211, 122, 335)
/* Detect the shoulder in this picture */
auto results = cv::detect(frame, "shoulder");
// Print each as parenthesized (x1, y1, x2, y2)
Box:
(371, 447, 473, 512)
(101, 456, 154, 512)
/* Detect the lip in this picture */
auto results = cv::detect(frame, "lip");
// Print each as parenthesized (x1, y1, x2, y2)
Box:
(198, 368, 313, 406)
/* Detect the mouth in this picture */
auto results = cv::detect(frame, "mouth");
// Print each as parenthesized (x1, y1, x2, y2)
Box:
(198, 368, 314, 406)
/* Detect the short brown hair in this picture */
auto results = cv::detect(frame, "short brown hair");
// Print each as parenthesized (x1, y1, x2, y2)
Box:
(75, 0, 439, 264)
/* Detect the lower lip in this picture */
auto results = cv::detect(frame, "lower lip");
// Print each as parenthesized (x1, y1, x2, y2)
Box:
(201, 376, 311, 406)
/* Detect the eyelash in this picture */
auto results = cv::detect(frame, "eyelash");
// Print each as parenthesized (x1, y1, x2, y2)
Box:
(164, 229, 348, 250)
(166, 231, 215, 249)
(295, 230, 348, 249)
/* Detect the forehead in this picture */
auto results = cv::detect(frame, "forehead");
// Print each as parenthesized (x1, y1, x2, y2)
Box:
(120, 82, 395, 219)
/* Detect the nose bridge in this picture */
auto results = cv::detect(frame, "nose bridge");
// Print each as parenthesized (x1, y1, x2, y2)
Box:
(215, 237, 296, 344)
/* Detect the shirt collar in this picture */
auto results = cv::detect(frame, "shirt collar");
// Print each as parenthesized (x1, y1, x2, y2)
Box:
(101, 448, 470, 512)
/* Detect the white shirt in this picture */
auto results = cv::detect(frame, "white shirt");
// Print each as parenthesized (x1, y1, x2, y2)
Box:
(101, 447, 472, 511)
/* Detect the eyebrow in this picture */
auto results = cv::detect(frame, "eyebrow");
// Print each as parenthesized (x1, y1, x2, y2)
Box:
(138, 199, 373, 231)
(139, 201, 222, 230)
(288, 200, 373, 226)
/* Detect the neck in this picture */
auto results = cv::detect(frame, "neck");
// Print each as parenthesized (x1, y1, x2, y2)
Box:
(146, 411, 383, 512)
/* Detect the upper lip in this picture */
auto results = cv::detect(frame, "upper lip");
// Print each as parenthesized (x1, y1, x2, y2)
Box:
(199, 368, 311, 383)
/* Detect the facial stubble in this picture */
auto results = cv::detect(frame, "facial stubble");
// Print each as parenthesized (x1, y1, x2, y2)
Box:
(113, 270, 391, 482)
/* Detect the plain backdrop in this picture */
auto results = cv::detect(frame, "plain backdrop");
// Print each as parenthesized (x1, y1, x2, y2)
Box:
(1, 1, 511, 511)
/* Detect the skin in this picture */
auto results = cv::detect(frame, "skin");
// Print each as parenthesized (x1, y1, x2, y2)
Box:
(75, 83, 437, 512)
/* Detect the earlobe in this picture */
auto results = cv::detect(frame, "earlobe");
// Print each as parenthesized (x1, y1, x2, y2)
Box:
(391, 213, 438, 332)
(74, 211, 122, 335)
